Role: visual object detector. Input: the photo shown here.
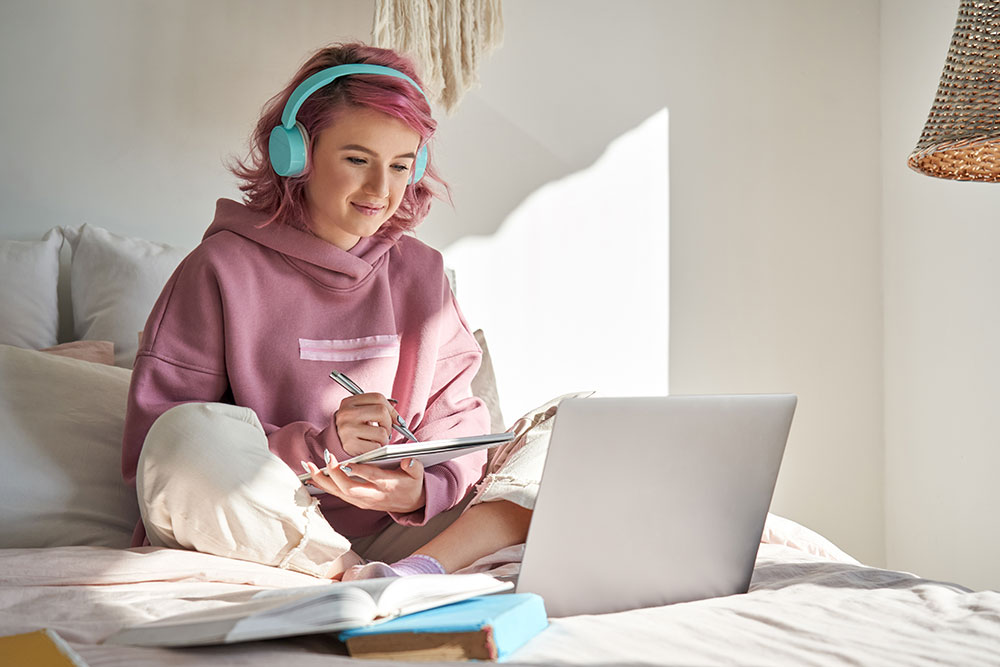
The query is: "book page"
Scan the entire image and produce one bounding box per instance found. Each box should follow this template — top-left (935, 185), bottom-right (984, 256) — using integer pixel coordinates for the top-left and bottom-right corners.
top-left (235, 575), bottom-right (509, 636)
top-left (107, 574), bottom-right (511, 647)
top-left (366, 573), bottom-right (513, 619)
top-left (228, 586), bottom-right (377, 642)
top-left (108, 584), bottom-right (377, 647)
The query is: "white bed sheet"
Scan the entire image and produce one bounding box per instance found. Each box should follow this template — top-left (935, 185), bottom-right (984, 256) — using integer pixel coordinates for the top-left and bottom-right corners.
top-left (1, 518), bottom-right (998, 666)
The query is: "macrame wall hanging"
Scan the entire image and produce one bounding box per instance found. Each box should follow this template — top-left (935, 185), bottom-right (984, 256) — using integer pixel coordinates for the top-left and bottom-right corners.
top-left (371, 0), bottom-right (504, 114)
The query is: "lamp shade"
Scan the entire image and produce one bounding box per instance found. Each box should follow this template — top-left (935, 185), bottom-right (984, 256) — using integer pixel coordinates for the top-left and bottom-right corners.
top-left (908, 0), bottom-right (1000, 181)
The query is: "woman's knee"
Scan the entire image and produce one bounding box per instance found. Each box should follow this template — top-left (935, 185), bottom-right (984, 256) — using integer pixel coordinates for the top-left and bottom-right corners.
top-left (138, 402), bottom-right (264, 495)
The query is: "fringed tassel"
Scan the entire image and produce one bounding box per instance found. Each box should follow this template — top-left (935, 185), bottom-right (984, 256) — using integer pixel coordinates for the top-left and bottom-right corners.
top-left (372, 0), bottom-right (504, 114)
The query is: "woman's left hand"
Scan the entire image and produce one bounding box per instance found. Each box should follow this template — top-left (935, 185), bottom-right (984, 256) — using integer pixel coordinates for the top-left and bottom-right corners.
top-left (303, 455), bottom-right (426, 514)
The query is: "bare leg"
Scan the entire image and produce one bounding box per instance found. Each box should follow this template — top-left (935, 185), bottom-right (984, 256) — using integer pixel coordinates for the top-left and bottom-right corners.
top-left (415, 500), bottom-right (532, 573)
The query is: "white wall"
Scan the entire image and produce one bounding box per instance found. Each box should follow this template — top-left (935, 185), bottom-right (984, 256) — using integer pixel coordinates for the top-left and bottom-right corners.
top-left (432, 0), bottom-right (885, 568)
top-left (442, 110), bottom-right (670, 423)
top-left (882, 0), bottom-right (1000, 592)
top-left (0, 0), bottom-right (373, 247)
top-left (1, 2), bottom-right (888, 569)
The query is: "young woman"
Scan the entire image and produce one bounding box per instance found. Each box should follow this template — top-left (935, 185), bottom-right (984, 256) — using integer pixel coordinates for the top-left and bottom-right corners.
top-left (121, 43), bottom-right (532, 579)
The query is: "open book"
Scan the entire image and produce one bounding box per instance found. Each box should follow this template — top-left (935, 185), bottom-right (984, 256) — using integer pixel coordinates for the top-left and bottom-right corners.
top-left (106, 573), bottom-right (512, 647)
top-left (298, 432), bottom-right (516, 479)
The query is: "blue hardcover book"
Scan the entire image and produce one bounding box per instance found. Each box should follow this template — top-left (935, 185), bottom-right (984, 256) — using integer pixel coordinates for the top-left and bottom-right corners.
top-left (339, 593), bottom-right (548, 662)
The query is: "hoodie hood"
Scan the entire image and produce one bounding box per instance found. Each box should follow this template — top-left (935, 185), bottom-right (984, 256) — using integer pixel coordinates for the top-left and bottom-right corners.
top-left (204, 198), bottom-right (403, 290)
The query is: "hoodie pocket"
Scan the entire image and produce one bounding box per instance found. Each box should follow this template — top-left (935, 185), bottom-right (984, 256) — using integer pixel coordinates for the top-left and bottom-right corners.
top-left (298, 335), bottom-right (401, 362)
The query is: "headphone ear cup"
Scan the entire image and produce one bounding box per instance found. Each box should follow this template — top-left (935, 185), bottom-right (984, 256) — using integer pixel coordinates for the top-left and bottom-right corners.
top-left (410, 144), bottom-right (428, 184)
top-left (269, 123), bottom-right (309, 177)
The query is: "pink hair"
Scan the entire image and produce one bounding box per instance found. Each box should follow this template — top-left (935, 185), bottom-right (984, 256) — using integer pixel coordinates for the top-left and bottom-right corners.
top-left (230, 43), bottom-right (445, 234)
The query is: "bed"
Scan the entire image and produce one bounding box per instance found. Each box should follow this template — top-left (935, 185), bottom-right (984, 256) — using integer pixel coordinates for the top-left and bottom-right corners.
top-left (2, 225), bottom-right (999, 666)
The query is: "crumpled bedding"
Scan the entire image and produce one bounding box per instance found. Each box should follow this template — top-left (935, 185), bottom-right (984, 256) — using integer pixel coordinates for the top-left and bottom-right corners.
top-left (1, 515), bottom-right (997, 666)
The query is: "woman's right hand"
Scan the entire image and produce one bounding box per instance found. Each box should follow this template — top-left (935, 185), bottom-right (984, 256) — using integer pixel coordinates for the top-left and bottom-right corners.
top-left (334, 392), bottom-right (403, 456)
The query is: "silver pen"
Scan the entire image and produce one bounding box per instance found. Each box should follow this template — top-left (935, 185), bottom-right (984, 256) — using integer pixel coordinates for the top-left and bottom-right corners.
top-left (329, 370), bottom-right (419, 443)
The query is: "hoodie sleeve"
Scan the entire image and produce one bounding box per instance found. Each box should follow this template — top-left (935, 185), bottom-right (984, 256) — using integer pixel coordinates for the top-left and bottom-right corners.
top-left (388, 286), bottom-right (492, 526)
top-left (121, 250), bottom-right (348, 492)
top-left (121, 254), bottom-right (226, 490)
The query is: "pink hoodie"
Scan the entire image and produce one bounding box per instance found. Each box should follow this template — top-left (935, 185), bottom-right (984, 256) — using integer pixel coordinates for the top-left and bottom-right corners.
top-left (122, 199), bottom-right (489, 545)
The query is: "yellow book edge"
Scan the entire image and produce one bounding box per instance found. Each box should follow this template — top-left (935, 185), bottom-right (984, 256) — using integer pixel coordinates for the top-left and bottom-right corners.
top-left (0, 629), bottom-right (89, 667)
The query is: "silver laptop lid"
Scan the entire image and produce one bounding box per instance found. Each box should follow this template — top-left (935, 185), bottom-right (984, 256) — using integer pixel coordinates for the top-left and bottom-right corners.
top-left (515, 394), bottom-right (796, 617)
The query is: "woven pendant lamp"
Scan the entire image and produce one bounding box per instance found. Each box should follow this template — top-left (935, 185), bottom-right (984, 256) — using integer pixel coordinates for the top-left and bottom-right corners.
top-left (909, 0), bottom-right (1000, 181)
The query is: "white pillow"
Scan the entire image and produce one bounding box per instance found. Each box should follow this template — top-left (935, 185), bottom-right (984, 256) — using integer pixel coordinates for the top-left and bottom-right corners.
top-left (0, 344), bottom-right (139, 548)
top-left (0, 228), bottom-right (62, 349)
top-left (63, 224), bottom-right (189, 368)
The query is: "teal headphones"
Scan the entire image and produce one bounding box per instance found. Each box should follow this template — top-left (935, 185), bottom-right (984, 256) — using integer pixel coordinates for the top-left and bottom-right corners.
top-left (268, 63), bottom-right (431, 183)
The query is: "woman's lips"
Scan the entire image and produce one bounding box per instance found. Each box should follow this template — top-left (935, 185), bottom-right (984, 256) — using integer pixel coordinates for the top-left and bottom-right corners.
top-left (351, 202), bottom-right (384, 216)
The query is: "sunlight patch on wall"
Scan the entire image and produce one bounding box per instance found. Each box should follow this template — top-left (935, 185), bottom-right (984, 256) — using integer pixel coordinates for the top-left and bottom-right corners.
top-left (444, 108), bottom-right (669, 424)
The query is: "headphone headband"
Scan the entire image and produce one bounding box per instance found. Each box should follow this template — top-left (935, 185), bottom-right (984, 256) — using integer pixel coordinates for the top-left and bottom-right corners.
top-left (269, 63), bottom-right (431, 181)
top-left (280, 64), bottom-right (430, 128)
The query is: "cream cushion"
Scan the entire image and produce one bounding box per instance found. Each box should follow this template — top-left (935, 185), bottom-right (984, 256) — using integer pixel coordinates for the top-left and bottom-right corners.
top-left (471, 329), bottom-right (504, 433)
top-left (40, 340), bottom-right (116, 366)
top-left (63, 224), bottom-right (188, 368)
top-left (0, 229), bottom-right (62, 349)
top-left (0, 344), bottom-right (139, 547)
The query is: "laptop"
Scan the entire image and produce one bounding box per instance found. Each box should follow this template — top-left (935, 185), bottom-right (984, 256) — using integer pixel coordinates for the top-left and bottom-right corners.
top-left (514, 394), bottom-right (796, 617)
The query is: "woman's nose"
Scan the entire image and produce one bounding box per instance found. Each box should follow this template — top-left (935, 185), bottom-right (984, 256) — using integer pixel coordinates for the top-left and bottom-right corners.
top-left (364, 169), bottom-right (390, 198)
